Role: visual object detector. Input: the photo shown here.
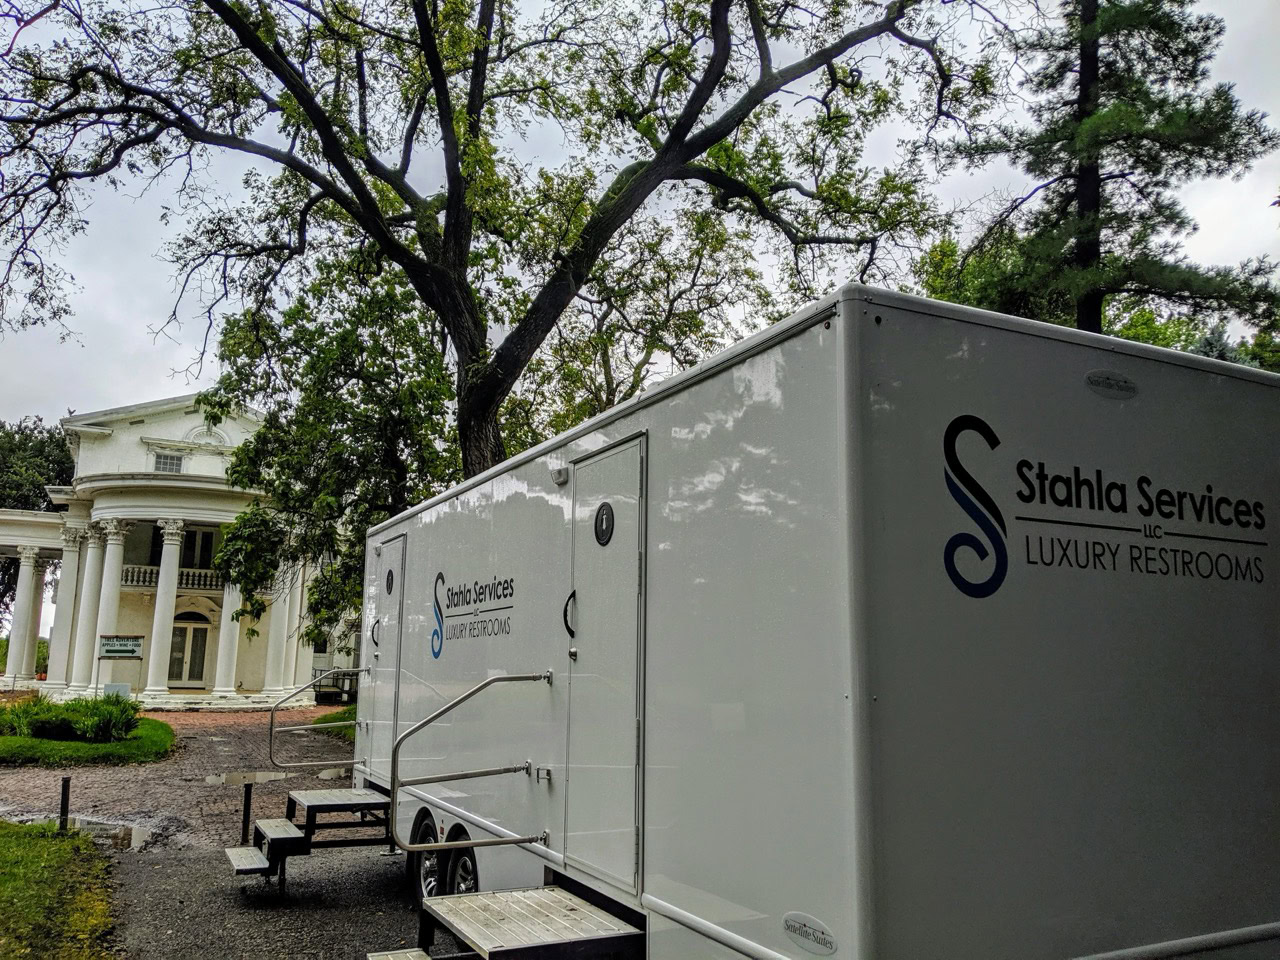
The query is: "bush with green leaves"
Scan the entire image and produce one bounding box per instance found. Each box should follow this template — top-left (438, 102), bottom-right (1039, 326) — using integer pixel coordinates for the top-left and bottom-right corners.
top-left (0, 694), bottom-right (141, 744)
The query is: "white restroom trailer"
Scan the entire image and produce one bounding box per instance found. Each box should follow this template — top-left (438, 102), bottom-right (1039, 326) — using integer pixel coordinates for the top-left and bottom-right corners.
top-left (355, 284), bottom-right (1280, 960)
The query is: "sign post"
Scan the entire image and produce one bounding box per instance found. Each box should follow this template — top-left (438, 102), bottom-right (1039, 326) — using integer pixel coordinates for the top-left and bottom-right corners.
top-left (96, 635), bottom-right (144, 698)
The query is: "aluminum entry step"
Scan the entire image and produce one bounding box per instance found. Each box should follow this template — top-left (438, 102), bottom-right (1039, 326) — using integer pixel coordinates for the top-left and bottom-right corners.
top-left (422, 886), bottom-right (643, 958)
top-left (224, 846), bottom-right (271, 875)
top-left (255, 818), bottom-right (305, 841)
top-left (368, 952), bottom-right (430, 960)
top-left (288, 788), bottom-right (390, 814)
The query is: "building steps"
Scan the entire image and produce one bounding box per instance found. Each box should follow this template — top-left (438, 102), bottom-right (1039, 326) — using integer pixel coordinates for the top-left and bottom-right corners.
top-left (419, 886), bottom-right (643, 959)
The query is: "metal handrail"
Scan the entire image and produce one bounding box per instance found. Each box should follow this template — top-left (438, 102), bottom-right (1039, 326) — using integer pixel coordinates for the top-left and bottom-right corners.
top-left (389, 670), bottom-right (553, 853)
top-left (269, 666), bottom-right (370, 769)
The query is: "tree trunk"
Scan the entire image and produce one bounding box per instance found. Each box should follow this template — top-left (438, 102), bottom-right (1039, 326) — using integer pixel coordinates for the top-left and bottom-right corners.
top-left (458, 399), bottom-right (507, 479)
top-left (1073, 0), bottom-right (1104, 334)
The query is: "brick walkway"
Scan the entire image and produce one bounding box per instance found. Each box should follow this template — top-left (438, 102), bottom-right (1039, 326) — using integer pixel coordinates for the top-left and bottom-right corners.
top-left (0, 707), bottom-right (356, 849)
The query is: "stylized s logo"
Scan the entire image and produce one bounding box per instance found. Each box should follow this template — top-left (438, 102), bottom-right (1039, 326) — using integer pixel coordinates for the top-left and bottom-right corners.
top-left (431, 572), bottom-right (445, 658)
top-left (943, 415), bottom-right (1008, 599)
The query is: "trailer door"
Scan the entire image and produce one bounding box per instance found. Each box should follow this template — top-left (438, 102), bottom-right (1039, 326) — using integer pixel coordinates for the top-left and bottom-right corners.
top-left (366, 533), bottom-right (406, 780)
top-left (565, 438), bottom-right (644, 892)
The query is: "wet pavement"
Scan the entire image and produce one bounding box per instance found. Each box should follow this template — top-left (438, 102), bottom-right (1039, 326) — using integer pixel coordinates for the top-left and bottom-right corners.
top-left (0, 709), bottom-right (456, 958)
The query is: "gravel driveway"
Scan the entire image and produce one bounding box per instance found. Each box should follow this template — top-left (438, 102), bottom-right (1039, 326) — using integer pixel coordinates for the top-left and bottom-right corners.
top-left (0, 708), bottom-right (459, 958)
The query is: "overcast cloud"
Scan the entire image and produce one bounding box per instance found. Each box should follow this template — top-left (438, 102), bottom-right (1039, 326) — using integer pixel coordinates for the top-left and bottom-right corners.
top-left (1, 0), bottom-right (1277, 425)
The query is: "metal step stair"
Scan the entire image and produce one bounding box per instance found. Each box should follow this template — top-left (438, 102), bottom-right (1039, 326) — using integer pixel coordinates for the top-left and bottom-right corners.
top-left (368, 952), bottom-right (431, 960)
top-left (254, 817), bottom-right (309, 857)
top-left (286, 787), bottom-right (390, 817)
top-left (224, 786), bottom-right (394, 890)
top-left (419, 886), bottom-right (643, 959)
top-left (223, 845), bottom-right (271, 875)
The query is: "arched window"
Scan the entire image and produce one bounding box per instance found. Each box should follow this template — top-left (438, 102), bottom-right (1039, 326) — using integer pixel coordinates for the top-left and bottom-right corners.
top-left (173, 611), bottom-right (211, 623)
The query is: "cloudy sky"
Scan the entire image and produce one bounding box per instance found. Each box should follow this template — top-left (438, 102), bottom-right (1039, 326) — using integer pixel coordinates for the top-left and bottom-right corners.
top-left (1, 0), bottom-right (1277, 425)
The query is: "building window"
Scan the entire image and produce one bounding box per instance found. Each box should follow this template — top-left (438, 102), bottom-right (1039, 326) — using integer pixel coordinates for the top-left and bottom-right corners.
top-left (149, 526), bottom-right (215, 569)
top-left (181, 529), bottom-right (216, 569)
top-left (154, 453), bottom-right (184, 474)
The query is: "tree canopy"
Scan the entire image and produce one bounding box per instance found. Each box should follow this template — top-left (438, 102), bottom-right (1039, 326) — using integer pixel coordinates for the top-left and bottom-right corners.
top-left (2, 0), bottom-right (1000, 477)
top-left (0, 417), bottom-right (74, 621)
top-left (199, 249), bottom-right (458, 643)
top-left (958, 0), bottom-right (1278, 333)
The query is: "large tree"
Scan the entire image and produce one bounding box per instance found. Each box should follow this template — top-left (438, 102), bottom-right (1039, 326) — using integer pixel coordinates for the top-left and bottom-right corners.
top-left (3, 0), bottom-right (996, 476)
top-left (202, 202), bottom-right (769, 640)
top-left (0, 417), bottom-right (74, 621)
top-left (960, 0), bottom-right (1278, 334)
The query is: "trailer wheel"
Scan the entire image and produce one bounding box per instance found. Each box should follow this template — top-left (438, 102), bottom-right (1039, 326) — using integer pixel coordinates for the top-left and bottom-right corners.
top-left (406, 815), bottom-right (440, 904)
top-left (446, 833), bottom-right (478, 895)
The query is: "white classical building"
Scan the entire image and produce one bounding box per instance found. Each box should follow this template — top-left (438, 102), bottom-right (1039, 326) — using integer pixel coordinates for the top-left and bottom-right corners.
top-left (0, 394), bottom-right (344, 708)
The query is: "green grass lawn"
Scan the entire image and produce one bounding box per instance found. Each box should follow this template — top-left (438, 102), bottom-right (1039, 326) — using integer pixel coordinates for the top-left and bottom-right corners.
top-left (0, 717), bottom-right (175, 767)
top-left (0, 821), bottom-right (113, 958)
top-left (312, 703), bottom-right (356, 742)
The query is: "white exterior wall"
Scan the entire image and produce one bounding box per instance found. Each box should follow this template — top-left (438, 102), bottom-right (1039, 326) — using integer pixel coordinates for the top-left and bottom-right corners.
top-left (71, 404), bottom-right (256, 478)
top-left (851, 293), bottom-right (1280, 959)
top-left (360, 305), bottom-right (860, 958)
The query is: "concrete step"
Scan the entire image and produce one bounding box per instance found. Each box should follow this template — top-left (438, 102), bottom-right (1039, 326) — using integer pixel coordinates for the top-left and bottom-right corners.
top-left (224, 846), bottom-right (271, 875)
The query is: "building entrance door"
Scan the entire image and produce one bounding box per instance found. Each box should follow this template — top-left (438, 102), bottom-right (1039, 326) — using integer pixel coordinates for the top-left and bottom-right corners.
top-left (168, 612), bottom-right (211, 687)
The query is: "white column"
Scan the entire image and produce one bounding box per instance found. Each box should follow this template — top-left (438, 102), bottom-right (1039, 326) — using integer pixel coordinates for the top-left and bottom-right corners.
top-left (5, 546), bottom-right (39, 688)
top-left (93, 518), bottom-right (130, 687)
top-left (290, 570), bottom-right (313, 689)
top-left (212, 581), bottom-right (243, 696)
top-left (283, 567), bottom-right (304, 689)
top-left (68, 528), bottom-right (106, 694)
top-left (142, 520), bottom-right (184, 696)
top-left (43, 528), bottom-right (84, 692)
top-left (18, 559), bottom-right (46, 681)
top-left (259, 572), bottom-right (291, 697)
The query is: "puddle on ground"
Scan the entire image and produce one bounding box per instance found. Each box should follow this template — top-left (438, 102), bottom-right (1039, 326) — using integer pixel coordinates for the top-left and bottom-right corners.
top-left (316, 767), bottom-right (352, 780)
top-left (44, 818), bottom-right (153, 850)
top-left (204, 770), bottom-right (296, 785)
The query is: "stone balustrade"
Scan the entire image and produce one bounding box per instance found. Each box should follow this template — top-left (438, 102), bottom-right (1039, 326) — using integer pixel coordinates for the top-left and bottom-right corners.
top-left (121, 564), bottom-right (224, 591)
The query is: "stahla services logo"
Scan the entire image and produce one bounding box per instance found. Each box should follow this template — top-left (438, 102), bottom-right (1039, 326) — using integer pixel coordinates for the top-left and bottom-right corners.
top-left (943, 414), bottom-right (1009, 599)
top-left (430, 570), bottom-right (517, 658)
top-left (942, 413), bottom-right (1267, 599)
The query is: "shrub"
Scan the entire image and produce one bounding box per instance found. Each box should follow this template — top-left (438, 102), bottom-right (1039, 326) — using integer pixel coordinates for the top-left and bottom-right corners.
top-left (0, 693), bottom-right (141, 744)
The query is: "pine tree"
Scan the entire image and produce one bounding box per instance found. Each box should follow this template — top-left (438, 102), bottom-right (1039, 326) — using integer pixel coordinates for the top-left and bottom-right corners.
top-left (964, 0), bottom-right (1279, 333)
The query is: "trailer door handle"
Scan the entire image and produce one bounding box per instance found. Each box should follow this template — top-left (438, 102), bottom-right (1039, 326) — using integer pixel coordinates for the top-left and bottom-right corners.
top-left (562, 590), bottom-right (575, 639)
top-left (370, 618), bottom-right (380, 647)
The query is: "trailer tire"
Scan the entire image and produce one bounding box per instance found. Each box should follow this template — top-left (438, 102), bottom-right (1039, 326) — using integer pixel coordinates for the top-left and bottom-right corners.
top-left (406, 814), bottom-right (440, 904)
top-left (446, 831), bottom-right (478, 895)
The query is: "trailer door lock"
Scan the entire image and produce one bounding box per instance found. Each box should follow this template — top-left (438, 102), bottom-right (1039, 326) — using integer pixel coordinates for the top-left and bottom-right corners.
top-left (536, 766), bottom-right (553, 784)
top-left (568, 647), bottom-right (578, 661)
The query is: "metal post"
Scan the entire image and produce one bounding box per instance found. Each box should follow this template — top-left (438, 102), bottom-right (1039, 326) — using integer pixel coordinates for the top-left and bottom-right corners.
top-left (241, 782), bottom-right (253, 846)
top-left (58, 776), bottom-right (71, 832)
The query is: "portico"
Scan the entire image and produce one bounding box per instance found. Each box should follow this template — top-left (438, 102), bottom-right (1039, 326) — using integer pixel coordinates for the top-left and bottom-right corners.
top-left (0, 395), bottom-right (343, 709)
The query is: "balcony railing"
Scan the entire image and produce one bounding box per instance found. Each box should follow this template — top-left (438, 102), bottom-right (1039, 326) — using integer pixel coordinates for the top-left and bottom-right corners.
top-left (121, 564), bottom-right (224, 591)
